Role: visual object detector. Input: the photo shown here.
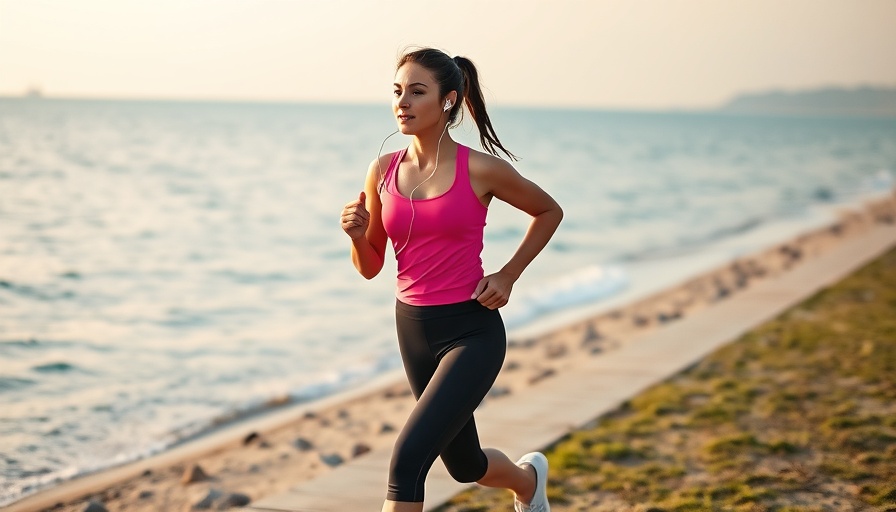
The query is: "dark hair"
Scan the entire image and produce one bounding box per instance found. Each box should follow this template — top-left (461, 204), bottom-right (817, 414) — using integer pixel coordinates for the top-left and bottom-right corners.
top-left (397, 47), bottom-right (517, 161)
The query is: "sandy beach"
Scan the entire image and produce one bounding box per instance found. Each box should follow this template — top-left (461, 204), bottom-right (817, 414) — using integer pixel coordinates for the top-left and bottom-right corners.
top-left (7, 191), bottom-right (895, 512)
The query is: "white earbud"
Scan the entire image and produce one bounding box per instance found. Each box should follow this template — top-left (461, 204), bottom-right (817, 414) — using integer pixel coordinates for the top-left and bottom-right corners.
top-left (443, 99), bottom-right (452, 111)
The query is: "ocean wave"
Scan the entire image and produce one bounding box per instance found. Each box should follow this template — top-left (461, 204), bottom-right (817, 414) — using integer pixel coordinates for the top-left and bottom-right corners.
top-left (31, 362), bottom-right (78, 373)
top-left (0, 376), bottom-right (37, 391)
top-left (502, 265), bottom-right (629, 330)
top-left (0, 338), bottom-right (41, 348)
top-left (0, 279), bottom-right (77, 302)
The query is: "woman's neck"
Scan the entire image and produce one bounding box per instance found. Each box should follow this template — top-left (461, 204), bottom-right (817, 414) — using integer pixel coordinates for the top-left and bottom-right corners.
top-left (409, 124), bottom-right (455, 170)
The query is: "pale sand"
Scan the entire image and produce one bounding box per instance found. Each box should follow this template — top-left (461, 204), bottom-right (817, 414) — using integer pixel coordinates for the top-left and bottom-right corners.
top-left (8, 191), bottom-right (895, 512)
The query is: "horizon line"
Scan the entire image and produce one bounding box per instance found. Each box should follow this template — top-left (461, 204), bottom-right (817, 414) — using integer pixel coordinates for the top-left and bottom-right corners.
top-left (3, 91), bottom-right (895, 119)
top-left (0, 93), bottom-right (724, 113)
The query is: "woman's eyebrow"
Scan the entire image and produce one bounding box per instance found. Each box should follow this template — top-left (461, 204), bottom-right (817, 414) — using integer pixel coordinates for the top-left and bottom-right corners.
top-left (393, 82), bottom-right (429, 88)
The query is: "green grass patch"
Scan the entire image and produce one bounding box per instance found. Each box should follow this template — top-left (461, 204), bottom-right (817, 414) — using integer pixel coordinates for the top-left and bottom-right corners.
top-left (818, 456), bottom-right (873, 481)
top-left (702, 433), bottom-right (763, 458)
top-left (589, 441), bottom-right (642, 460)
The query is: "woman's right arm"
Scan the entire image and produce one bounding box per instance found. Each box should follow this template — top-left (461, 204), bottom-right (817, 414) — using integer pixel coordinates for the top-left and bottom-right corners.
top-left (341, 159), bottom-right (389, 279)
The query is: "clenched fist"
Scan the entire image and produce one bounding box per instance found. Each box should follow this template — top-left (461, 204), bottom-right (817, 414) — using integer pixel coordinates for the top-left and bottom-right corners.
top-left (341, 191), bottom-right (370, 240)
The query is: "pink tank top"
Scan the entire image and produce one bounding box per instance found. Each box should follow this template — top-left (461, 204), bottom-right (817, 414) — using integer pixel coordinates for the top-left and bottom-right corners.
top-left (380, 144), bottom-right (487, 305)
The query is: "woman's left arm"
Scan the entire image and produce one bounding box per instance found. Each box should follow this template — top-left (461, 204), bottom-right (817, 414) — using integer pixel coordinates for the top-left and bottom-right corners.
top-left (471, 157), bottom-right (563, 309)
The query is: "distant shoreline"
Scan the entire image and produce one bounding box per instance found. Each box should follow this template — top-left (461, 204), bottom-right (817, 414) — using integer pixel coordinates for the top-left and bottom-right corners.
top-left (3, 94), bottom-right (896, 119)
top-left (719, 85), bottom-right (896, 118)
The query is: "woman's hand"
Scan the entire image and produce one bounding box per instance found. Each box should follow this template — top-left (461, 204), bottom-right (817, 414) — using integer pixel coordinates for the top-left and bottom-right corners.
top-left (472, 270), bottom-right (517, 310)
top-left (341, 191), bottom-right (369, 240)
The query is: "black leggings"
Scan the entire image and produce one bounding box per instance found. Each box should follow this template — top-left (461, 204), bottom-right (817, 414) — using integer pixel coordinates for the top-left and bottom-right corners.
top-left (387, 299), bottom-right (507, 502)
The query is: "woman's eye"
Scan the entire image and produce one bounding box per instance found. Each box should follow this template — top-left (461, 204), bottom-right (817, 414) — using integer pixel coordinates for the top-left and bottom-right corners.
top-left (393, 90), bottom-right (401, 96)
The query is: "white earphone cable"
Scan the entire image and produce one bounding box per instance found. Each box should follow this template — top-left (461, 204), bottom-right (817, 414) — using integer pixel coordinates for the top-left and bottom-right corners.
top-left (394, 121), bottom-right (450, 256)
top-left (375, 130), bottom-right (399, 195)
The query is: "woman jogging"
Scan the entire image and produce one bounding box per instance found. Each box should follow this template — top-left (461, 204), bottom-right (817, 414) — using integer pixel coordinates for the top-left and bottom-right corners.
top-left (340, 47), bottom-right (563, 512)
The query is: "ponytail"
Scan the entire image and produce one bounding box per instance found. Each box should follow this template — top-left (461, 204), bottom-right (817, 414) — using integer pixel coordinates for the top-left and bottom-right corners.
top-left (452, 56), bottom-right (517, 161)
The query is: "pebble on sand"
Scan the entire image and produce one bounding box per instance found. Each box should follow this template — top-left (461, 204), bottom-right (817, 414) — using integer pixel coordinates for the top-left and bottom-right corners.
top-left (528, 368), bottom-right (556, 385)
top-left (657, 310), bottom-right (682, 323)
top-left (189, 488), bottom-right (251, 509)
top-left (713, 283), bottom-right (731, 301)
top-left (545, 343), bottom-right (567, 359)
top-left (191, 488), bottom-right (223, 510)
top-left (319, 453), bottom-right (345, 467)
top-left (83, 501), bottom-right (108, 512)
top-left (352, 443), bottom-right (372, 457)
top-left (181, 463), bottom-right (210, 484)
top-left (384, 387), bottom-right (413, 399)
top-left (293, 437), bottom-right (314, 451)
top-left (220, 492), bottom-right (251, 508)
top-left (582, 322), bottom-right (602, 345)
top-left (487, 386), bottom-right (511, 398)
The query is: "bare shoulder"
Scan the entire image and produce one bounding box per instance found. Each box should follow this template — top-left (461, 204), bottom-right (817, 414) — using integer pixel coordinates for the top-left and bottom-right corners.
top-left (467, 147), bottom-right (518, 180)
top-left (365, 151), bottom-right (401, 185)
top-left (368, 152), bottom-right (399, 174)
top-left (466, 147), bottom-right (529, 201)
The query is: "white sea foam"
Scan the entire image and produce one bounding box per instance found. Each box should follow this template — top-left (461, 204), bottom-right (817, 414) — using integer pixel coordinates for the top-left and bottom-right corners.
top-left (501, 265), bottom-right (629, 330)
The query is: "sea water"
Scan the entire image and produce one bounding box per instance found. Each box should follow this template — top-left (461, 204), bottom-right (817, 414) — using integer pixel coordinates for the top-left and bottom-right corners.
top-left (1, 98), bottom-right (895, 505)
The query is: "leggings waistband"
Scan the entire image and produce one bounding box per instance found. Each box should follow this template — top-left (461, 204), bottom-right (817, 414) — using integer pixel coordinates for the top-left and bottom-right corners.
top-left (395, 298), bottom-right (490, 320)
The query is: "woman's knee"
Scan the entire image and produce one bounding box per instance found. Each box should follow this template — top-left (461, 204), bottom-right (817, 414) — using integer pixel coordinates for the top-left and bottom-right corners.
top-left (443, 450), bottom-right (488, 483)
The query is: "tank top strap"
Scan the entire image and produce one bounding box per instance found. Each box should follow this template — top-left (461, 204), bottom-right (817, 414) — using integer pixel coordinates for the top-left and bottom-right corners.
top-left (456, 144), bottom-right (470, 180)
top-left (382, 148), bottom-right (407, 193)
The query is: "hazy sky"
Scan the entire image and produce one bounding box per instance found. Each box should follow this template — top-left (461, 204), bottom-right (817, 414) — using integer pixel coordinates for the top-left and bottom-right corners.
top-left (2, 0), bottom-right (894, 109)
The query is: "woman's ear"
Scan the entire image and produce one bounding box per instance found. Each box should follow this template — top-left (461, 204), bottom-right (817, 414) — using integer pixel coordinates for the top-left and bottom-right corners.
top-left (445, 92), bottom-right (458, 111)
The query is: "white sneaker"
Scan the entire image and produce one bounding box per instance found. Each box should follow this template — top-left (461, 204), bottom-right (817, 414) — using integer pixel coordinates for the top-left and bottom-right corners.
top-left (513, 452), bottom-right (550, 512)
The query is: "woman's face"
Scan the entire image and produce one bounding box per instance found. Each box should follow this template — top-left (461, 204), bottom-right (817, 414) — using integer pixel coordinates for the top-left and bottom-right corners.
top-left (393, 62), bottom-right (445, 135)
